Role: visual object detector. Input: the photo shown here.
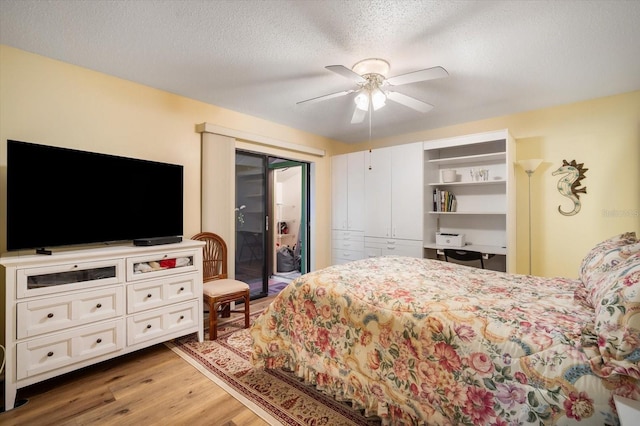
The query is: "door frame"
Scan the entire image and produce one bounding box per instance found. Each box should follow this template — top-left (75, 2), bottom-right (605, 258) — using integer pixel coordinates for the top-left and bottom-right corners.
top-left (269, 159), bottom-right (310, 277)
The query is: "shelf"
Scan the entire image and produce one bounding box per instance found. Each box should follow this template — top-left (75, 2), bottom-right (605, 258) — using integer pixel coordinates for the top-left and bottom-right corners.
top-left (428, 211), bottom-right (506, 215)
top-left (428, 152), bottom-right (506, 166)
top-left (423, 242), bottom-right (507, 256)
top-left (427, 180), bottom-right (506, 187)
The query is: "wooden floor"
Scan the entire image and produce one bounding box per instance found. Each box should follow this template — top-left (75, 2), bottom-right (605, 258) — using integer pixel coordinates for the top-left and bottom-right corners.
top-left (0, 297), bottom-right (276, 426)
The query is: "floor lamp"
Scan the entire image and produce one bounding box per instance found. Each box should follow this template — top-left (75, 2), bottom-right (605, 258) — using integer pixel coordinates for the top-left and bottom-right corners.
top-left (516, 159), bottom-right (543, 275)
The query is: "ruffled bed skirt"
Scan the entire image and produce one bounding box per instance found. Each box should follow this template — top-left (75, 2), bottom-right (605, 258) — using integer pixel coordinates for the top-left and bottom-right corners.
top-left (267, 355), bottom-right (427, 426)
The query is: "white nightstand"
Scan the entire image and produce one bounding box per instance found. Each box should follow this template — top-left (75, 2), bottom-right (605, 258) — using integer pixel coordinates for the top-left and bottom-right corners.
top-left (614, 395), bottom-right (640, 426)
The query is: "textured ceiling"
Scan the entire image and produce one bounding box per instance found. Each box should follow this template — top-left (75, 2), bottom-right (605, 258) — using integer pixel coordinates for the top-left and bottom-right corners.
top-left (1, 0), bottom-right (639, 144)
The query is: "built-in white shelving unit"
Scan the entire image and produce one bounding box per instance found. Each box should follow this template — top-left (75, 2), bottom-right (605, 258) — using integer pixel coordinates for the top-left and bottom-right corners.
top-left (423, 129), bottom-right (515, 272)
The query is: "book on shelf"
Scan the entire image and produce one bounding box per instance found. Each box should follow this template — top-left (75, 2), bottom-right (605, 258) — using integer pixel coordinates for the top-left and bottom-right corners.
top-left (433, 189), bottom-right (457, 212)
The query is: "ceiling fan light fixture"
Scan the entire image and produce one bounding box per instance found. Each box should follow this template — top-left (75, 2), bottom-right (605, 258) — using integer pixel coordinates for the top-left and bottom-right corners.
top-left (352, 58), bottom-right (390, 77)
top-left (354, 92), bottom-right (369, 111)
top-left (298, 59), bottom-right (448, 121)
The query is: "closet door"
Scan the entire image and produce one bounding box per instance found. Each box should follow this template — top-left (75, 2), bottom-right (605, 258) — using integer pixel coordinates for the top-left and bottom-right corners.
top-left (391, 142), bottom-right (423, 240)
top-left (347, 152), bottom-right (365, 231)
top-left (364, 147), bottom-right (392, 238)
top-left (331, 154), bottom-right (349, 230)
top-left (364, 143), bottom-right (423, 241)
top-left (332, 152), bottom-right (365, 231)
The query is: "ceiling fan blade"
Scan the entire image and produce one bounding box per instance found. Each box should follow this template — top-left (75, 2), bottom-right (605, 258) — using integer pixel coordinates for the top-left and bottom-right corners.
top-left (296, 89), bottom-right (354, 105)
top-left (387, 91), bottom-right (434, 113)
top-left (325, 65), bottom-right (366, 83)
top-left (386, 66), bottom-right (448, 86)
top-left (351, 106), bottom-right (367, 124)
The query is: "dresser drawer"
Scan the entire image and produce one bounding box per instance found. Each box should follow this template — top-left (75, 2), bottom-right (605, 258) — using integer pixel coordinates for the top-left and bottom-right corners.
top-left (365, 238), bottom-right (424, 258)
top-left (331, 230), bottom-right (364, 242)
top-left (127, 275), bottom-right (197, 314)
top-left (127, 249), bottom-right (199, 281)
top-left (127, 300), bottom-right (198, 346)
top-left (16, 259), bottom-right (124, 298)
top-left (332, 248), bottom-right (365, 264)
top-left (16, 320), bottom-right (125, 380)
top-left (332, 238), bottom-right (365, 251)
top-left (17, 287), bottom-right (124, 339)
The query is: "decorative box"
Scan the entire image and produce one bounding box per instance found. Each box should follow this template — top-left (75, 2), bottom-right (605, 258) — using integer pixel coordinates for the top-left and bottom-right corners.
top-left (436, 232), bottom-right (465, 247)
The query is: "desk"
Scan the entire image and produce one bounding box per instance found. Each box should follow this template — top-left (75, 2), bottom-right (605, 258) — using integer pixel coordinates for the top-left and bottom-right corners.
top-left (424, 245), bottom-right (507, 272)
top-left (423, 242), bottom-right (506, 256)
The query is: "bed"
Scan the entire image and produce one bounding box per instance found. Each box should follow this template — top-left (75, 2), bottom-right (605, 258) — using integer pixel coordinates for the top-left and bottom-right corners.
top-left (250, 233), bottom-right (640, 425)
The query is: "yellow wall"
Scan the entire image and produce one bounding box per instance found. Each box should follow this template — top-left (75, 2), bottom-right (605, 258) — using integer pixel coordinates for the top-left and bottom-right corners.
top-left (2, 45), bottom-right (638, 278)
top-left (0, 45), bottom-right (341, 267)
top-left (353, 91), bottom-right (640, 278)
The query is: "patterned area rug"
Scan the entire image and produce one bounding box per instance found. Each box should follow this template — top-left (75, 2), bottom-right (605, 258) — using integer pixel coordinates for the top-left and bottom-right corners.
top-left (166, 309), bottom-right (381, 426)
top-left (268, 281), bottom-right (289, 295)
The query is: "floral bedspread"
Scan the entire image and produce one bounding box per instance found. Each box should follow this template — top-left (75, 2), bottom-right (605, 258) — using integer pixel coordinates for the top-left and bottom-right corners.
top-left (250, 256), bottom-right (640, 425)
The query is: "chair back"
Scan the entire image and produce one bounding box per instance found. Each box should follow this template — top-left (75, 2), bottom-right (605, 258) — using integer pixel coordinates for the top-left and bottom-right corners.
top-left (444, 249), bottom-right (484, 269)
top-left (192, 232), bottom-right (228, 282)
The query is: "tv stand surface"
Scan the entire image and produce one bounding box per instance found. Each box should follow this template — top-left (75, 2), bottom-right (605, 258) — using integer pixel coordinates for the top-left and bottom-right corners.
top-left (0, 240), bottom-right (205, 411)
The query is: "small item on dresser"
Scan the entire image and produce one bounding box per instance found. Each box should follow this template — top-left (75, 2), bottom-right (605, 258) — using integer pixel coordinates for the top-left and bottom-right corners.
top-left (436, 232), bottom-right (465, 247)
top-left (134, 262), bottom-right (154, 273)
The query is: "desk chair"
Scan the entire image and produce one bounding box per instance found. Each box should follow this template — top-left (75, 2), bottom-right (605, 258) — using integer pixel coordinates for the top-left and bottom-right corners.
top-left (443, 249), bottom-right (485, 269)
top-left (192, 232), bottom-right (250, 340)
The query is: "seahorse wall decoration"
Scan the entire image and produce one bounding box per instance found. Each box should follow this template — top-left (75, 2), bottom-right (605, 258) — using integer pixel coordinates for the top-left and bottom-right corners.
top-left (552, 159), bottom-right (588, 216)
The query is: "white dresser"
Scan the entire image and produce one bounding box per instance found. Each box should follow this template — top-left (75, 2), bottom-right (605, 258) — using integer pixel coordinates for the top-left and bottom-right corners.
top-left (1, 240), bottom-right (204, 410)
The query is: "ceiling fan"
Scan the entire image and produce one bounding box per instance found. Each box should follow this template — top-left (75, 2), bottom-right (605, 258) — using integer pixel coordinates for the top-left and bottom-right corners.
top-left (297, 58), bottom-right (448, 124)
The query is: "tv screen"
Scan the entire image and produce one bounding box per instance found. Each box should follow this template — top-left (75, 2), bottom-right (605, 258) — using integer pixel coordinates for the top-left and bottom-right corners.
top-left (7, 140), bottom-right (184, 251)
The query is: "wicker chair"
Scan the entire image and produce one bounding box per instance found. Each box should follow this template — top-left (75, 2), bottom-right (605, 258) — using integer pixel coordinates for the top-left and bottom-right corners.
top-left (192, 232), bottom-right (250, 340)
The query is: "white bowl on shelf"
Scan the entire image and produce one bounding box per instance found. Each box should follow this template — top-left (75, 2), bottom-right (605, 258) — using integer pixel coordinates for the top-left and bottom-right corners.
top-left (441, 169), bottom-right (457, 183)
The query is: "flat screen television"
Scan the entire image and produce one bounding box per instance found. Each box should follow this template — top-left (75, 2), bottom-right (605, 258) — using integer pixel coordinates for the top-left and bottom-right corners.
top-left (7, 140), bottom-right (184, 252)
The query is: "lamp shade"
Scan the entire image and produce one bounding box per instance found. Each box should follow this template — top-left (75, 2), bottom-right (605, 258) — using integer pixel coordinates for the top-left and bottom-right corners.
top-left (371, 88), bottom-right (386, 110)
top-left (354, 92), bottom-right (369, 111)
top-left (516, 159), bottom-right (543, 173)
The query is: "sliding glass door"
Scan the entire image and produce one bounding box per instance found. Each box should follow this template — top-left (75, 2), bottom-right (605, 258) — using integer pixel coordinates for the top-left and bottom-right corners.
top-left (235, 151), bottom-right (310, 299)
top-left (235, 152), bottom-right (267, 297)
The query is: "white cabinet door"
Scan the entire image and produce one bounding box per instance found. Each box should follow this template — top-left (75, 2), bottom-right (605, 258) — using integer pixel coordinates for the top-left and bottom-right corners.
top-left (392, 142), bottom-right (423, 240)
top-left (364, 147), bottom-right (392, 238)
top-left (365, 144), bottom-right (422, 240)
top-left (347, 151), bottom-right (365, 231)
top-left (332, 152), bottom-right (365, 231)
top-left (331, 154), bottom-right (348, 230)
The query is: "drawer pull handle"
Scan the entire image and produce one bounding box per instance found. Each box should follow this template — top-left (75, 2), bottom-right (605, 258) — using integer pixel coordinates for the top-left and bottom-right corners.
top-left (96, 338), bottom-right (102, 344)
top-left (96, 303), bottom-right (102, 308)
top-left (47, 313), bottom-right (54, 318)
top-left (47, 351), bottom-right (54, 357)
top-left (147, 294), bottom-right (152, 298)
top-left (179, 287), bottom-right (184, 292)
top-left (179, 315), bottom-right (184, 320)
top-left (146, 324), bottom-right (152, 329)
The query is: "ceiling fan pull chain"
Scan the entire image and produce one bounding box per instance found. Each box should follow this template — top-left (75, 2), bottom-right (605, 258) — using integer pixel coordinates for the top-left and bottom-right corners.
top-left (368, 100), bottom-right (373, 170)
